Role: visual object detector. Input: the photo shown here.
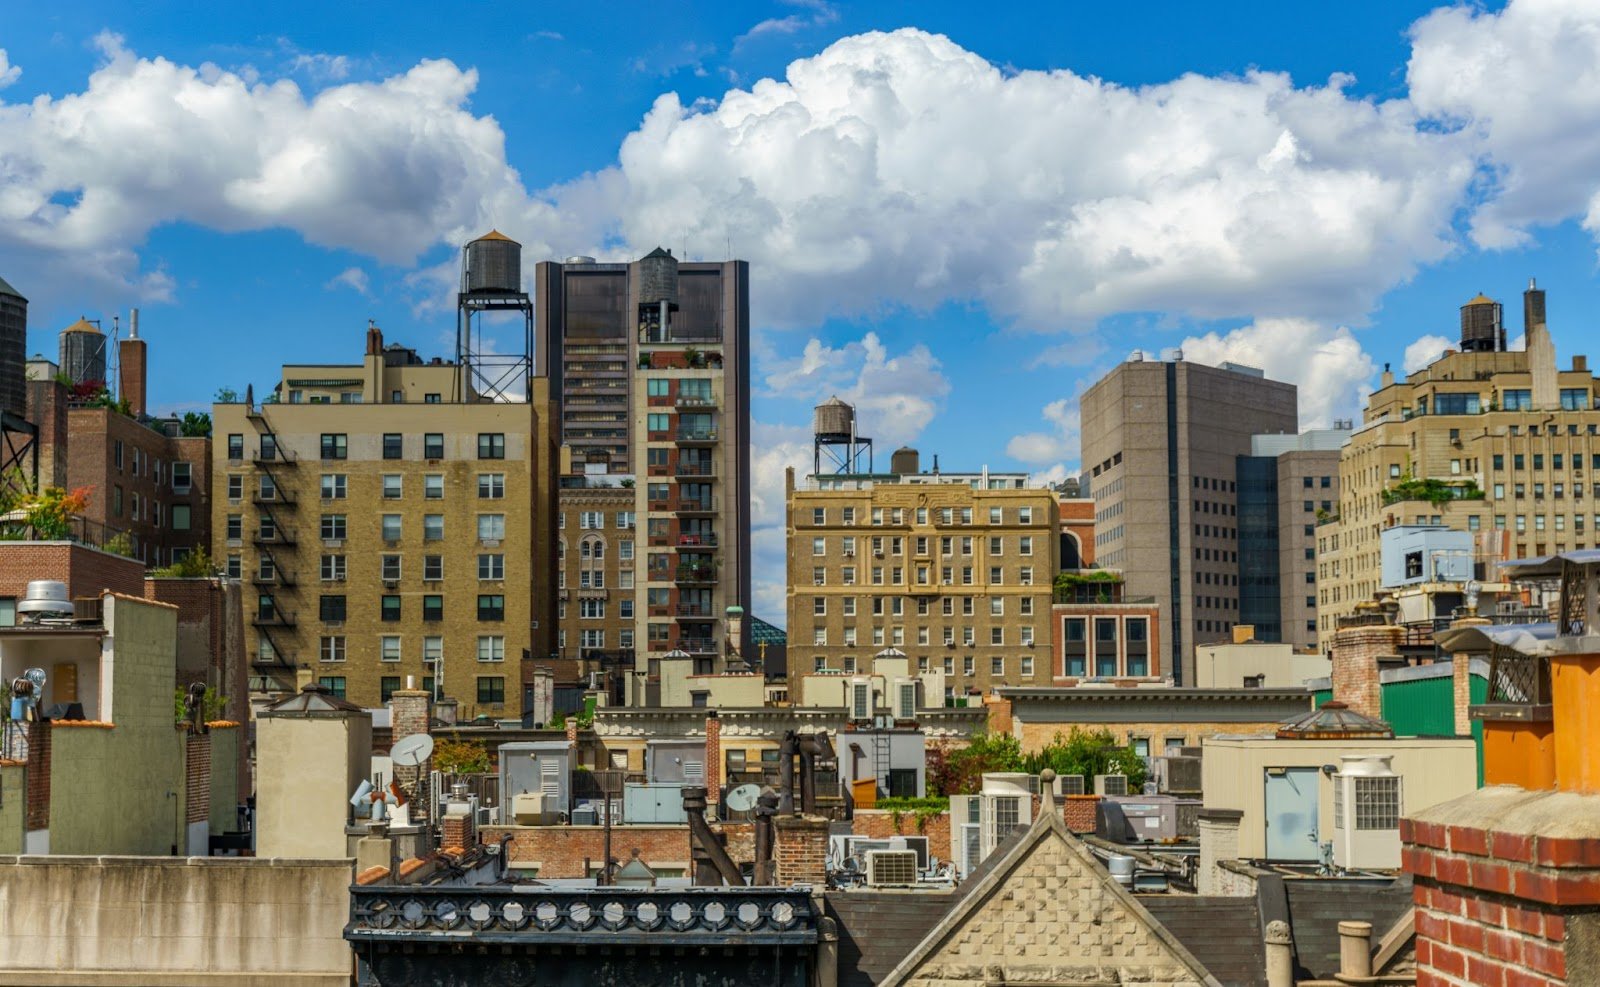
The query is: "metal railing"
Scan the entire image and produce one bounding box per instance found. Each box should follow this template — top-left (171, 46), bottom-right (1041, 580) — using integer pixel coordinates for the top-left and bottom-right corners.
top-left (675, 428), bottom-right (718, 442)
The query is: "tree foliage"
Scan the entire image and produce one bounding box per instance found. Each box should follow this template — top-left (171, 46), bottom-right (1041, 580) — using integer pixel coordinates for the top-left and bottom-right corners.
top-left (433, 738), bottom-right (489, 774)
top-left (154, 546), bottom-right (215, 578)
top-left (927, 731), bottom-right (1023, 796)
top-left (179, 412), bottom-right (212, 437)
top-left (1021, 728), bottom-right (1148, 790)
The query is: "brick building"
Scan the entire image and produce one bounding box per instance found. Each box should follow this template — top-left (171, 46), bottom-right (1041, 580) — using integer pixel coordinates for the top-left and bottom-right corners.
top-left (556, 480), bottom-right (635, 695)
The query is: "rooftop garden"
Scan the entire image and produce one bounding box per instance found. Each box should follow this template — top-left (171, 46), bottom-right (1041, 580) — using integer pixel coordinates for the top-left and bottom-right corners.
top-left (1381, 473), bottom-right (1485, 508)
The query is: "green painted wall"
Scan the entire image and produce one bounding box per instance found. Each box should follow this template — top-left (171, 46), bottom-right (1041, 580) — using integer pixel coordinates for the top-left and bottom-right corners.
top-left (210, 727), bottom-right (240, 836)
top-left (1314, 673), bottom-right (1487, 785)
top-left (0, 763), bottom-right (23, 855)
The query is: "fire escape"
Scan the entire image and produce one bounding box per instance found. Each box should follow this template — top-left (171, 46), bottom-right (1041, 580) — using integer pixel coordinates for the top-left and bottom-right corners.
top-left (248, 403), bottom-right (298, 688)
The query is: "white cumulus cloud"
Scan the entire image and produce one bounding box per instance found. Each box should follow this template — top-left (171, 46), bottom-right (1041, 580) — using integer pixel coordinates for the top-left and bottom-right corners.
top-left (1403, 333), bottom-right (1454, 374)
top-left (0, 50), bottom-right (20, 89)
top-left (1006, 398), bottom-right (1081, 467)
top-left (324, 266), bottom-right (370, 295)
top-left (1178, 319), bottom-right (1376, 428)
top-left (763, 331), bottom-right (951, 447)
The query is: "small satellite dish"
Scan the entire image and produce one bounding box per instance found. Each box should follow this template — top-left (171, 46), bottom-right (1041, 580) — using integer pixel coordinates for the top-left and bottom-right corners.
top-left (391, 733), bottom-right (434, 767)
top-left (725, 783), bottom-right (761, 813)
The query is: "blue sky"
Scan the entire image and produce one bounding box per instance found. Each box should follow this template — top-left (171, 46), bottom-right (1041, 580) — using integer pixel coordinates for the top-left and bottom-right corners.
top-left (11, 0), bottom-right (1600, 618)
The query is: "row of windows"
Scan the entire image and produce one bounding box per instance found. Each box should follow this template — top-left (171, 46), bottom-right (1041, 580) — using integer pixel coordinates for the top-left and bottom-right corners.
top-left (809, 565), bottom-right (1039, 587)
top-left (806, 505), bottom-right (1041, 526)
top-left (810, 595), bottom-right (1036, 617)
top-left (226, 432), bottom-right (506, 461)
top-left (111, 442), bottom-right (193, 492)
top-left (558, 629), bottom-right (627, 650)
top-left (813, 654), bottom-right (1042, 679)
top-left (316, 634), bottom-right (507, 663)
top-left (811, 625), bottom-right (1038, 647)
top-left (1491, 452), bottom-right (1600, 471)
top-left (810, 535), bottom-right (1037, 556)
top-left (108, 486), bottom-right (192, 530)
top-left (566, 511), bottom-right (635, 529)
top-left (558, 599), bottom-right (634, 620)
top-left (225, 514), bottom-right (507, 541)
top-left (259, 594), bottom-right (506, 623)
top-left (230, 472), bottom-right (506, 501)
top-left (1492, 482), bottom-right (1600, 500)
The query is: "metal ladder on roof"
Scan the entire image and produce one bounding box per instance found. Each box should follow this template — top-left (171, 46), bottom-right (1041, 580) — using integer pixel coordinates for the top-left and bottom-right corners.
top-left (872, 733), bottom-right (891, 795)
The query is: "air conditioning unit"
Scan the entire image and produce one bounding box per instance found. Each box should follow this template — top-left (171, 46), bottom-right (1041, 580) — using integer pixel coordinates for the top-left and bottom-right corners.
top-left (1056, 774), bottom-right (1086, 796)
top-left (1332, 755), bottom-right (1403, 871)
top-left (383, 580), bottom-right (399, 589)
top-left (511, 792), bottom-right (551, 825)
top-left (893, 678), bottom-right (917, 720)
top-left (1095, 774), bottom-right (1129, 796)
top-left (849, 678), bottom-right (871, 721)
top-left (829, 834), bottom-right (931, 871)
top-left (956, 823), bottom-right (982, 878)
top-left (865, 849), bottom-right (919, 887)
top-left (1165, 756), bottom-right (1202, 795)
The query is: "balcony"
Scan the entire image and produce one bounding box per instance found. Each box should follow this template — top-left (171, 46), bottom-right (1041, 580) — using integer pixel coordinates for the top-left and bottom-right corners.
top-left (675, 498), bottom-right (717, 515)
top-left (252, 491), bottom-right (296, 508)
top-left (251, 573), bottom-right (297, 589)
top-left (677, 532), bottom-right (717, 548)
top-left (675, 394), bottom-right (717, 410)
top-left (675, 427), bottom-right (718, 444)
top-left (675, 461), bottom-right (716, 478)
top-left (678, 636), bottom-right (718, 654)
top-left (675, 564), bottom-right (718, 585)
top-left (251, 448), bottom-right (297, 468)
top-left (675, 603), bottom-right (716, 619)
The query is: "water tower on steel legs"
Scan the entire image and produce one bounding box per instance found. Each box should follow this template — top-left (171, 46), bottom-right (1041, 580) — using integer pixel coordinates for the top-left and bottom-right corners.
top-left (456, 230), bottom-right (534, 403)
top-left (813, 395), bottom-right (872, 476)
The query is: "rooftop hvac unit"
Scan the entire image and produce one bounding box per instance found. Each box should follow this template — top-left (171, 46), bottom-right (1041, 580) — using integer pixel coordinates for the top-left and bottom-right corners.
top-left (865, 849), bottom-right (920, 887)
top-left (1056, 774), bottom-right (1086, 796)
top-left (850, 678), bottom-right (871, 721)
top-left (510, 792), bottom-right (551, 825)
top-left (829, 835), bottom-right (931, 870)
top-left (571, 805), bottom-right (599, 826)
top-left (957, 823), bottom-right (981, 879)
top-left (980, 772), bottom-right (1033, 798)
top-left (1095, 774), bottom-right (1129, 796)
top-left (893, 678), bottom-right (917, 720)
top-left (979, 785), bottom-right (1033, 858)
top-left (1332, 755), bottom-right (1403, 871)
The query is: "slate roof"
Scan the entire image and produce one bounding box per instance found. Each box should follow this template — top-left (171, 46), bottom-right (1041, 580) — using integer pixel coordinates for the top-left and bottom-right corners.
top-left (1142, 896), bottom-right (1267, 987)
top-left (1285, 876), bottom-right (1414, 981)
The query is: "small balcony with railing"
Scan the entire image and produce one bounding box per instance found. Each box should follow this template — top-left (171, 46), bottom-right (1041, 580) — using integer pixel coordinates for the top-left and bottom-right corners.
top-left (674, 562), bottom-right (718, 586)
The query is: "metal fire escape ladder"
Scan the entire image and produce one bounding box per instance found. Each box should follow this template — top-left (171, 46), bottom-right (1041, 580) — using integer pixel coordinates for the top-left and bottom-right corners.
top-left (246, 402), bottom-right (298, 671)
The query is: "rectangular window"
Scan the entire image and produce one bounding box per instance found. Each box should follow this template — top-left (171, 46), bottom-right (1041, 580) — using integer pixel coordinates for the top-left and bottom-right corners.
top-left (227, 475), bottom-right (243, 501)
top-left (478, 554), bottom-right (504, 579)
top-left (318, 677), bottom-right (346, 699)
top-left (382, 434), bottom-right (403, 459)
top-left (424, 514), bottom-right (444, 541)
top-left (478, 473), bottom-right (505, 498)
top-left (227, 434), bottom-right (243, 460)
top-left (320, 595), bottom-right (347, 622)
top-left (424, 555), bottom-right (444, 580)
top-left (422, 595), bottom-right (443, 621)
top-left (380, 636), bottom-right (401, 662)
top-left (382, 474), bottom-right (402, 499)
top-left (423, 636), bottom-right (443, 665)
top-left (424, 474), bottom-right (444, 499)
top-left (171, 504), bottom-right (191, 531)
top-left (477, 433), bottom-right (506, 459)
top-left (320, 514), bottom-right (347, 540)
top-left (381, 554), bottom-right (402, 580)
top-left (321, 474), bottom-right (347, 499)
top-left (321, 554), bottom-right (346, 581)
top-left (381, 514), bottom-right (402, 541)
top-left (476, 677), bottom-right (506, 704)
top-left (478, 594), bottom-right (505, 621)
top-left (171, 461), bottom-right (192, 492)
top-left (380, 595), bottom-right (401, 621)
top-left (424, 433), bottom-right (444, 459)
top-left (478, 514), bottom-right (506, 540)
top-left (320, 433), bottom-right (347, 460)
top-left (477, 636), bottom-right (505, 662)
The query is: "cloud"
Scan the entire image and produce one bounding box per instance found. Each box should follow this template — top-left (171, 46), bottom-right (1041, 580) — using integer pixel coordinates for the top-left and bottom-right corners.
top-left (747, 421), bottom-right (814, 624)
top-left (1178, 318), bottom-right (1376, 428)
top-left (762, 331), bottom-right (951, 446)
top-left (532, 30), bottom-right (565, 42)
top-left (288, 51), bottom-right (352, 83)
top-left (1006, 398), bottom-right (1081, 466)
top-left (324, 266), bottom-right (370, 295)
top-left (0, 49), bottom-right (20, 89)
top-left (734, 1), bottom-right (840, 53)
top-left (1403, 333), bottom-right (1453, 374)
top-left (1408, 0), bottom-right (1600, 249)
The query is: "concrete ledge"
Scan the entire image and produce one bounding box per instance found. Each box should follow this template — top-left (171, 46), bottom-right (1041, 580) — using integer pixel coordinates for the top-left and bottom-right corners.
top-left (0, 973), bottom-right (349, 986)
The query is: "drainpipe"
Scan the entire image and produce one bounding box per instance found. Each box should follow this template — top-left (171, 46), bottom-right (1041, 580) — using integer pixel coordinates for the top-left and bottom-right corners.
top-left (682, 787), bottom-right (744, 886)
top-left (1264, 919), bottom-right (1294, 987)
top-left (1338, 921), bottom-right (1373, 980)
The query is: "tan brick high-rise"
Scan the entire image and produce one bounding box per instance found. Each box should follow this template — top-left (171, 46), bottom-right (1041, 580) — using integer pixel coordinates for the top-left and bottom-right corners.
top-left (211, 326), bottom-right (558, 713)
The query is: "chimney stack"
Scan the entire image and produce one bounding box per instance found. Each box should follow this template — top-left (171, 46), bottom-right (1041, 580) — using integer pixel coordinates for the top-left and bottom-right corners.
top-left (1525, 278), bottom-right (1559, 410)
top-left (118, 308), bottom-right (147, 417)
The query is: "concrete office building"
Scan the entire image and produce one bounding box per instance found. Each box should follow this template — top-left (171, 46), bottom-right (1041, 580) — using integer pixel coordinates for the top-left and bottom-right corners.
top-left (784, 453), bottom-right (1058, 702)
top-left (536, 250), bottom-right (752, 700)
top-left (1236, 427), bottom-right (1347, 650)
top-left (1317, 281), bottom-right (1600, 648)
top-left (211, 324), bottom-right (558, 713)
top-left (1080, 356), bottom-right (1298, 683)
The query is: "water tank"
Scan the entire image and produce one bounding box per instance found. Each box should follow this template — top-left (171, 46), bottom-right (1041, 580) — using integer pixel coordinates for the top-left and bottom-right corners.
top-left (464, 230), bottom-right (522, 294)
top-left (1107, 855), bottom-right (1135, 887)
top-left (0, 275), bottom-right (25, 419)
top-left (814, 396), bottom-right (854, 438)
top-left (1459, 293), bottom-right (1502, 353)
top-left (637, 247), bottom-right (679, 306)
top-left (59, 317), bottom-right (106, 386)
top-left (564, 255), bottom-right (598, 266)
top-left (890, 446), bottom-right (920, 475)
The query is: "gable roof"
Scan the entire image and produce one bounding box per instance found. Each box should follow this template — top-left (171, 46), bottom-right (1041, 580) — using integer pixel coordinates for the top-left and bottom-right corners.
top-left (878, 800), bottom-right (1222, 987)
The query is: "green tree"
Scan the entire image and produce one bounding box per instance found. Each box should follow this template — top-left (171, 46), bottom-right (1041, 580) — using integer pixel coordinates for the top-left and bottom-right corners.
top-left (154, 547), bottom-right (214, 578)
top-left (214, 387), bottom-right (240, 403)
top-left (928, 731), bottom-right (1024, 797)
top-left (179, 412), bottom-right (212, 437)
top-left (1021, 727), bottom-right (1148, 790)
top-left (433, 738), bottom-right (489, 774)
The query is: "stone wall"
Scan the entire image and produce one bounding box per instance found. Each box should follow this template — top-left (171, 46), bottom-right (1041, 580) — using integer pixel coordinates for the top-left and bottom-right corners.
top-left (0, 855), bottom-right (352, 985)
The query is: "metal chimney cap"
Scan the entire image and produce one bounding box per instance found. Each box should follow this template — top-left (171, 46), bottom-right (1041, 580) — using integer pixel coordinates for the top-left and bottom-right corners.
top-left (17, 580), bottom-right (73, 614)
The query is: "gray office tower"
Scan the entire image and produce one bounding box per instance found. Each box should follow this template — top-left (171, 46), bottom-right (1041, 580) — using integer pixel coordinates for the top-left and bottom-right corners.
top-left (1080, 355), bottom-right (1298, 684)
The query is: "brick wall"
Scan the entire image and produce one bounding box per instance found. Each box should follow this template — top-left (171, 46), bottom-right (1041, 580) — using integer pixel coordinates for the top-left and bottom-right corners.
top-left (983, 695), bottom-right (1013, 736)
top-left (1330, 624), bottom-right (1401, 720)
top-left (483, 825), bottom-right (692, 878)
top-left (705, 714), bottom-right (722, 795)
top-left (441, 814), bottom-right (472, 852)
top-left (1403, 791), bottom-right (1600, 987)
top-left (854, 808), bottom-right (953, 851)
top-left (0, 542), bottom-right (144, 603)
top-left (185, 733), bottom-right (211, 825)
top-left (1061, 794), bottom-right (1099, 833)
top-left (24, 721), bottom-right (50, 831)
top-left (775, 815), bottom-right (830, 886)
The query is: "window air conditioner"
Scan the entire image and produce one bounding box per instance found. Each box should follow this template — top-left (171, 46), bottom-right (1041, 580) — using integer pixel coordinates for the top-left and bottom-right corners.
top-left (1094, 774), bottom-right (1129, 796)
top-left (864, 849), bottom-right (920, 887)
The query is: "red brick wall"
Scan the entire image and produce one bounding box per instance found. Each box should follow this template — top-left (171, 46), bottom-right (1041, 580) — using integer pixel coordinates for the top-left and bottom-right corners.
top-left (1059, 497), bottom-right (1096, 567)
top-left (1062, 795), bottom-right (1100, 833)
top-left (24, 379), bottom-right (70, 489)
top-left (483, 825), bottom-right (692, 878)
top-left (1403, 815), bottom-right (1598, 986)
top-left (24, 721), bottom-right (50, 831)
top-left (775, 815), bottom-right (830, 886)
top-left (1050, 601), bottom-right (1164, 681)
top-left (1330, 624), bottom-right (1401, 720)
top-left (185, 733), bottom-right (210, 825)
top-left (705, 715), bottom-right (722, 795)
top-left (0, 542), bottom-right (144, 602)
top-left (118, 338), bottom-right (147, 418)
top-left (853, 809), bottom-right (953, 852)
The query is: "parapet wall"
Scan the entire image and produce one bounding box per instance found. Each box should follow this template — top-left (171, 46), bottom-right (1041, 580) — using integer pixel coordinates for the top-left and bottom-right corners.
top-left (0, 855), bottom-right (353, 986)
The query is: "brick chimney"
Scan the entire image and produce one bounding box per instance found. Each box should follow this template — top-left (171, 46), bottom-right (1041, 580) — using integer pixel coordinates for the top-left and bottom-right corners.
top-left (704, 713), bottom-right (722, 795)
top-left (774, 815), bottom-right (830, 887)
top-left (1329, 623), bottom-right (1400, 721)
top-left (118, 309), bottom-right (147, 417)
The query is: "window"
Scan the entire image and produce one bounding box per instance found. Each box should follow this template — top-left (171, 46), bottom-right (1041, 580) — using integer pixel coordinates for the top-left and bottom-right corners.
top-left (990, 597), bottom-right (1005, 616)
top-left (478, 433), bottom-right (506, 459)
top-left (579, 598), bottom-right (606, 619)
top-left (990, 627), bottom-right (1004, 645)
top-left (647, 413), bottom-right (671, 432)
top-left (423, 595), bottom-right (443, 621)
top-left (424, 555), bottom-right (444, 580)
top-left (478, 514), bottom-right (506, 540)
top-left (227, 434), bottom-right (243, 460)
top-left (424, 474), bottom-right (444, 499)
top-left (478, 554), bottom-right (504, 579)
top-left (1018, 506), bottom-right (1033, 524)
top-left (381, 514), bottom-right (402, 541)
top-left (380, 636), bottom-right (401, 662)
top-left (171, 504), bottom-right (192, 531)
top-left (812, 507), bottom-right (826, 525)
top-left (478, 473), bottom-right (504, 499)
top-left (320, 433), bottom-right (347, 460)
top-left (424, 515), bottom-right (444, 541)
top-left (812, 537), bottom-right (826, 556)
top-left (381, 554), bottom-right (402, 580)
top-left (477, 677), bottom-right (506, 704)
top-left (991, 656), bottom-right (1005, 676)
top-left (478, 595), bottom-right (505, 621)
top-left (382, 474), bottom-right (403, 499)
top-left (321, 554), bottom-right (346, 581)
top-left (380, 596), bottom-right (401, 621)
top-left (424, 433), bottom-right (444, 459)
top-left (321, 514), bottom-right (347, 540)
top-left (172, 462), bottom-right (192, 493)
top-left (380, 677), bottom-right (402, 703)
top-left (382, 434), bottom-right (403, 459)
top-left (321, 474), bottom-right (347, 499)
top-left (423, 636), bottom-right (443, 665)
top-left (477, 636), bottom-right (505, 662)
top-left (318, 677), bottom-right (346, 699)
top-left (226, 475), bottom-right (243, 501)
top-left (320, 595), bottom-right (347, 622)
top-left (1019, 536), bottom-right (1033, 556)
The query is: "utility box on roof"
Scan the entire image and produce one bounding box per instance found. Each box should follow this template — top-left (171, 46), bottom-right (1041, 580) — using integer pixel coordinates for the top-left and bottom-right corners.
top-left (499, 741), bottom-right (571, 823)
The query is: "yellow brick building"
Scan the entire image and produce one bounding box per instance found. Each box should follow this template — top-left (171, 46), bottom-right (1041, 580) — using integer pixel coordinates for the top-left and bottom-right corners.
top-left (784, 460), bottom-right (1058, 701)
top-left (212, 326), bottom-right (557, 714)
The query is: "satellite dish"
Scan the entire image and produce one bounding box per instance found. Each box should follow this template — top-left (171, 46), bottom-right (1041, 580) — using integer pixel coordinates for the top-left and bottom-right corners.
top-left (24, 668), bottom-right (46, 692)
top-left (391, 733), bottom-right (434, 767)
top-left (725, 783), bottom-right (761, 813)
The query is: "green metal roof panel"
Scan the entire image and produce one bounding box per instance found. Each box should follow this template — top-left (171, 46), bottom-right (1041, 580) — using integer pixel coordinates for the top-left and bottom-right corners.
top-left (749, 614), bottom-right (786, 645)
top-left (0, 274), bottom-right (24, 300)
